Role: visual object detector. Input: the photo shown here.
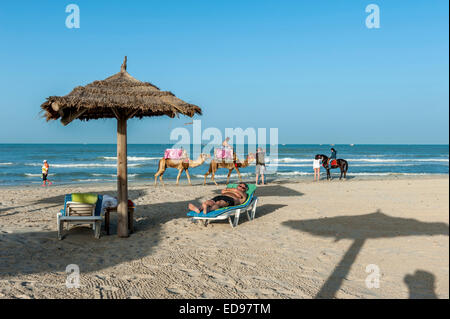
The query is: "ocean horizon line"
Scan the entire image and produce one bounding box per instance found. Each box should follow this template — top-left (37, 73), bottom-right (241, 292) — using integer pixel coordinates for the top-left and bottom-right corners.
top-left (0, 143), bottom-right (448, 146)
top-left (0, 139), bottom-right (448, 186)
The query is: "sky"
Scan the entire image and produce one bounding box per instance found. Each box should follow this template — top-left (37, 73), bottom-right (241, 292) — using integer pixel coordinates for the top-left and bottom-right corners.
top-left (0, 0), bottom-right (448, 144)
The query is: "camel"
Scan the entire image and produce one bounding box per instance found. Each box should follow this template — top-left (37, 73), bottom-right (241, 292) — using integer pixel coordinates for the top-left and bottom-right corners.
top-left (204, 153), bottom-right (255, 186)
top-left (154, 153), bottom-right (210, 186)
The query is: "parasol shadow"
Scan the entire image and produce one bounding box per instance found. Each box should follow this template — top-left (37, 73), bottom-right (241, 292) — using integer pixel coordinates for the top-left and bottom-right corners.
top-left (282, 210), bottom-right (448, 298)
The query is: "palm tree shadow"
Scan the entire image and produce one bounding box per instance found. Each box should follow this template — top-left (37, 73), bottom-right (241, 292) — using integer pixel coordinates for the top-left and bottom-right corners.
top-left (282, 210), bottom-right (449, 299)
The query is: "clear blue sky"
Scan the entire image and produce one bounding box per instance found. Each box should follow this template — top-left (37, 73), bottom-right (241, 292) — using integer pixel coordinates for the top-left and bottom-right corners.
top-left (0, 0), bottom-right (448, 144)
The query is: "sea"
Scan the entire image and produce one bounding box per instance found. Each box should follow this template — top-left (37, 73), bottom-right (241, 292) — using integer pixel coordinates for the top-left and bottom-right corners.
top-left (0, 144), bottom-right (448, 186)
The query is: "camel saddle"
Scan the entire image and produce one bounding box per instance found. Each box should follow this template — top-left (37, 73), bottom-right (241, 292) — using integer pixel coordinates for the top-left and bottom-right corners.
top-left (164, 148), bottom-right (183, 159)
top-left (215, 148), bottom-right (233, 160)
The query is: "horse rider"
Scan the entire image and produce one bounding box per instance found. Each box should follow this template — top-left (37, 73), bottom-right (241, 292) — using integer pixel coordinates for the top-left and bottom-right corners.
top-left (327, 147), bottom-right (337, 168)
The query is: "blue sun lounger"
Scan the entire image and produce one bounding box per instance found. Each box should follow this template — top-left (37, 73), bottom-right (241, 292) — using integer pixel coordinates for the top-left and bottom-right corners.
top-left (187, 184), bottom-right (258, 228)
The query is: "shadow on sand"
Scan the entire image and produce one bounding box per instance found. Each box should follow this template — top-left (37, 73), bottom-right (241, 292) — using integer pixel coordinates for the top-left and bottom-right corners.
top-left (254, 204), bottom-right (287, 219)
top-left (282, 210), bottom-right (449, 299)
top-left (0, 188), bottom-right (149, 214)
top-left (211, 185), bottom-right (303, 198)
top-left (0, 185), bottom-right (288, 278)
top-left (404, 270), bottom-right (438, 299)
top-left (0, 189), bottom-right (197, 278)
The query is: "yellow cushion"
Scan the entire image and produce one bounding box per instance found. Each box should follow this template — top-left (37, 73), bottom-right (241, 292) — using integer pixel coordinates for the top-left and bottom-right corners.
top-left (71, 193), bottom-right (98, 205)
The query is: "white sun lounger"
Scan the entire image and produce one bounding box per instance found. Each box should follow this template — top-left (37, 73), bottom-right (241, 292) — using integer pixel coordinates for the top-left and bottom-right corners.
top-left (57, 194), bottom-right (103, 240)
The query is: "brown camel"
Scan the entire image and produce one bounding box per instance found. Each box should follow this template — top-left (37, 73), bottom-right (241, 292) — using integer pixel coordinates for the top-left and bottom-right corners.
top-left (154, 153), bottom-right (210, 186)
top-left (204, 153), bottom-right (255, 185)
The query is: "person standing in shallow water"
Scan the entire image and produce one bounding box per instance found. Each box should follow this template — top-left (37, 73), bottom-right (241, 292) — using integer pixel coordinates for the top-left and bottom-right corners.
top-left (255, 147), bottom-right (266, 185)
top-left (41, 160), bottom-right (52, 186)
top-left (313, 155), bottom-right (322, 181)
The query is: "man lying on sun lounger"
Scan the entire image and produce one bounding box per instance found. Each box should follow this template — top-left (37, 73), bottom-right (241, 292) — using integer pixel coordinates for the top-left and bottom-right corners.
top-left (188, 182), bottom-right (249, 214)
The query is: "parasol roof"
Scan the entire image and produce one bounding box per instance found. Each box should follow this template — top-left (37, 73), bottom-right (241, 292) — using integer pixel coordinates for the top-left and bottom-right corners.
top-left (41, 57), bottom-right (202, 125)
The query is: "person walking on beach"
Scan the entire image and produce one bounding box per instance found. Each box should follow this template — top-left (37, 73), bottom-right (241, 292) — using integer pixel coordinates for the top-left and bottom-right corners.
top-left (41, 160), bottom-right (52, 186)
top-left (255, 147), bottom-right (266, 185)
top-left (313, 155), bottom-right (322, 181)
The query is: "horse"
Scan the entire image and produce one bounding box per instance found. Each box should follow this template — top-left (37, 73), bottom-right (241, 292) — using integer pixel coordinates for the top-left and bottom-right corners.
top-left (316, 154), bottom-right (348, 180)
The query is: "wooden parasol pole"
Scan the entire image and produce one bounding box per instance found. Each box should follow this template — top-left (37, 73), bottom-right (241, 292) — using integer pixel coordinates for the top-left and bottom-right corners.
top-left (117, 112), bottom-right (129, 238)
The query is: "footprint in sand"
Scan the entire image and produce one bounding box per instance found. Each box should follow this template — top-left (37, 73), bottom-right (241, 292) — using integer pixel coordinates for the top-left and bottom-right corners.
top-left (205, 272), bottom-right (237, 287)
top-left (180, 268), bottom-right (202, 278)
top-left (235, 259), bottom-right (257, 267)
top-left (200, 291), bottom-right (216, 298)
top-left (101, 285), bottom-right (119, 292)
top-left (166, 286), bottom-right (185, 295)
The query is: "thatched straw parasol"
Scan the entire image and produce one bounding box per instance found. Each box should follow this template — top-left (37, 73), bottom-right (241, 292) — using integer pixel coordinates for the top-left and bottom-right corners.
top-left (41, 56), bottom-right (201, 237)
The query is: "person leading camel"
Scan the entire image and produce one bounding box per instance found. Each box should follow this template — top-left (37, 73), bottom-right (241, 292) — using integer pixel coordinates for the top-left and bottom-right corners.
top-left (255, 147), bottom-right (266, 185)
top-left (188, 182), bottom-right (248, 214)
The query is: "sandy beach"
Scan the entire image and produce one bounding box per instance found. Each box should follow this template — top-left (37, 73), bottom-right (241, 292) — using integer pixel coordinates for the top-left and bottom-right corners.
top-left (0, 176), bottom-right (448, 299)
